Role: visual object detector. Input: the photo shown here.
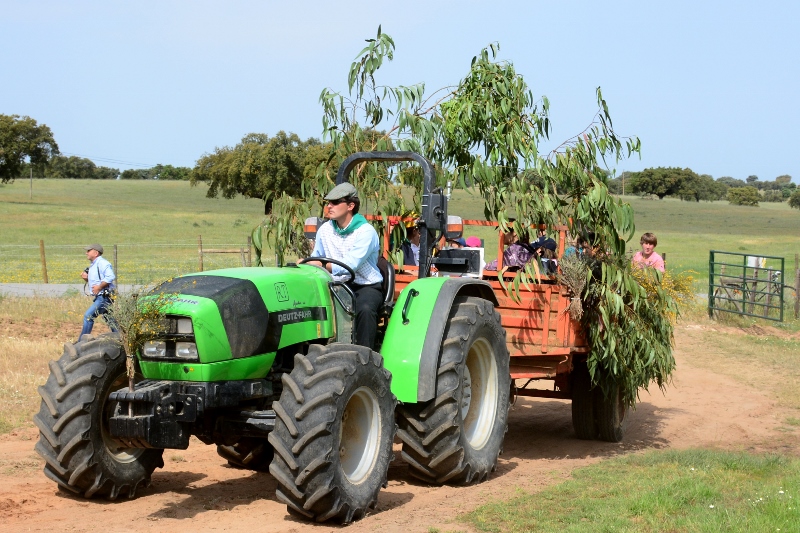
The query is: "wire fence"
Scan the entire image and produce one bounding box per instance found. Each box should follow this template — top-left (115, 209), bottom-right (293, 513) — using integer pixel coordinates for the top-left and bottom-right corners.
top-left (0, 238), bottom-right (272, 285)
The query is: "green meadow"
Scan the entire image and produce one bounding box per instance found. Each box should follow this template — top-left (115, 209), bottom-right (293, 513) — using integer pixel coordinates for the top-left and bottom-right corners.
top-left (1, 179), bottom-right (799, 287)
top-left (0, 179), bottom-right (266, 283)
top-left (462, 449), bottom-right (800, 533)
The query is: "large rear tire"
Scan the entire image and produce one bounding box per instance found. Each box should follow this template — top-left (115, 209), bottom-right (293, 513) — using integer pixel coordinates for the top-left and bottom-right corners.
top-left (595, 385), bottom-right (627, 443)
top-left (268, 344), bottom-right (396, 524)
top-left (34, 334), bottom-right (164, 499)
top-left (397, 296), bottom-right (510, 485)
top-left (571, 361), bottom-right (597, 440)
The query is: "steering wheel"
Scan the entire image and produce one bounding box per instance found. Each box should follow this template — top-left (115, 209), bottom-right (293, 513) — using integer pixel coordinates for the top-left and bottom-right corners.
top-left (299, 257), bottom-right (356, 284)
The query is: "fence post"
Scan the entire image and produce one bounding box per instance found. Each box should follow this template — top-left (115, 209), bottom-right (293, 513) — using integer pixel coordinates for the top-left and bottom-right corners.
top-left (795, 253), bottom-right (799, 319)
top-left (708, 250), bottom-right (715, 318)
top-left (198, 235), bottom-right (204, 272)
top-left (113, 244), bottom-right (118, 285)
top-left (39, 239), bottom-right (49, 284)
top-left (247, 236), bottom-right (252, 267)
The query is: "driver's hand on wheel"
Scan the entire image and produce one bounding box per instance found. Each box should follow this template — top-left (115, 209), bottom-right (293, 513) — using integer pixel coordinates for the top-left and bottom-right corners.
top-left (306, 260), bottom-right (331, 272)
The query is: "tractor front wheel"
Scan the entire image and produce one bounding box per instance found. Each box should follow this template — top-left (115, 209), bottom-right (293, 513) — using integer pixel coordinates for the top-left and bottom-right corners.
top-left (398, 296), bottom-right (510, 485)
top-left (268, 344), bottom-right (396, 524)
top-left (33, 334), bottom-right (164, 499)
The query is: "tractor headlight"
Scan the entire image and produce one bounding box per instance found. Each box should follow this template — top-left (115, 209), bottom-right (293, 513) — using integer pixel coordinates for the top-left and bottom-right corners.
top-left (143, 340), bottom-right (167, 358)
top-left (175, 342), bottom-right (199, 360)
top-left (177, 318), bottom-right (193, 334)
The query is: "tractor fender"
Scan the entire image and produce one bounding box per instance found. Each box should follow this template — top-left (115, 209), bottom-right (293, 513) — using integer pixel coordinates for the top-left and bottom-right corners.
top-left (381, 277), bottom-right (498, 403)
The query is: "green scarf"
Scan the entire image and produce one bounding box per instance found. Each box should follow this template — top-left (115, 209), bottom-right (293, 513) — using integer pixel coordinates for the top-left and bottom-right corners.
top-left (333, 213), bottom-right (368, 236)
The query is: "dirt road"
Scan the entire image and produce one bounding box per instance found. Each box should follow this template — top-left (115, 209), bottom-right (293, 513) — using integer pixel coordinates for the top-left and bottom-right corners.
top-left (1, 324), bottom-right (797, 533)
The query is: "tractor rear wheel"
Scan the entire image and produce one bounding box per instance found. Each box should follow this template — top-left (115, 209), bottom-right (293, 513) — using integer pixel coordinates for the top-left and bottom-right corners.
top-left (33, 334), bottom-right (164, 499)
top-left (398, 296), bottom-right (510, 485)
top-left (595, 385), bottom-right (627, 443)
top-left (268, 344), bottom-right (396, 524)
top-left (217, 438), bottom-right (274, 471)
top-left (571, 361), bottom-right (597, 440)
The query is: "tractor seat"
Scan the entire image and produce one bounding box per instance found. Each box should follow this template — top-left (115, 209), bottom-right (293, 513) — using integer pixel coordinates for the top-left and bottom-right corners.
top-left (376, 256), bottom-right (395, 318)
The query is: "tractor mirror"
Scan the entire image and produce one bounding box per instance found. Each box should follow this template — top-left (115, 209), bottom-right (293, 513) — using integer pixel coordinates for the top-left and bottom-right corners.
top-left (444, 216), bottom-right (463, 239)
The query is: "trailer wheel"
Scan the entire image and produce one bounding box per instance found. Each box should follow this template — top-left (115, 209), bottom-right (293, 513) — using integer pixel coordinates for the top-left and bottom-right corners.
top-left (217, 438), bottom-right (274, 471)
top-left (398, 296), bottom-right (510, 485)
top-left (268, 344), bottom-right (396, 524)
top-left (595, 385), bottom-right (627, 442)
top-left (34, 334), bottom-right (164, 499)
top-left (571, 361), bottom-right (597, 440)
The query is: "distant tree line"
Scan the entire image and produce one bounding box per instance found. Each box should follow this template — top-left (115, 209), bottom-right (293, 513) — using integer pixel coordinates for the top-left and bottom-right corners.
top-left (1, 113), bottom-right (191, 183)
top-left (119, 164), bottom-right (192, 180)
top-left (608, 167), bottom-right (797, 206)
top-left (3, 113), bottom-right (799, 212)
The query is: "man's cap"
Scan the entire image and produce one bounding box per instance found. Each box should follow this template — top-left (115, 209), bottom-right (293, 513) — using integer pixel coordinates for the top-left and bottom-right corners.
top-left (447, 237), bottom-right (467, 247)
top-left (324, 182), bottom-right (358, 201)
top-left (465, 236), bottom-right (482, 247)
top-left (85, 244), bottom-right (104, 254)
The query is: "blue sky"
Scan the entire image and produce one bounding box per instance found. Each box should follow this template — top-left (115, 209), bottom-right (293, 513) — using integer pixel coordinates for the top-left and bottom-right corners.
top-left (2, 0), bottom-right (798, 182)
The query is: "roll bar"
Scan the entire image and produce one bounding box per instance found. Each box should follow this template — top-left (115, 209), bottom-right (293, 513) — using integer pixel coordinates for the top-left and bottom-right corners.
top-left (334, 151), bottom-right (447, 279)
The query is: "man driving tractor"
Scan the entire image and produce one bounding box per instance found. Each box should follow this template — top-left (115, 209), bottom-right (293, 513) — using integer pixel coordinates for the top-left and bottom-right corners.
top-left (308, 182), bottom-right (383, 349)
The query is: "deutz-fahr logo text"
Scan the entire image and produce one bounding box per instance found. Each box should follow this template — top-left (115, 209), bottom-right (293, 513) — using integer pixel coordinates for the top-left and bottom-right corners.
top-left (277, 309), bottom-right (312, 323)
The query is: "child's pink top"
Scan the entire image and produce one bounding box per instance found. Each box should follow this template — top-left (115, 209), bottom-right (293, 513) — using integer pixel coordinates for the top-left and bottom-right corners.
top-left (632, 251), bottom-right (665, 272)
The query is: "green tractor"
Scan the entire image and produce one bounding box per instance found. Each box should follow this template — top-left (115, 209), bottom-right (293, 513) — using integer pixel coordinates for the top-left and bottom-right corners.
top-left (35, 152), bottom-right (510, 523)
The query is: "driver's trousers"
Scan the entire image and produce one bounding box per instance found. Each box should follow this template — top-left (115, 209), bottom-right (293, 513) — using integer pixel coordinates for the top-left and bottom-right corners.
top-left (350, 282), bottom-right (383, 351)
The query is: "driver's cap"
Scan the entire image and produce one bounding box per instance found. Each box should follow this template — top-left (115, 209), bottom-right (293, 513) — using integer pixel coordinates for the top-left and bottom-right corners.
top-left (324, 182), bottom-right (358, 201)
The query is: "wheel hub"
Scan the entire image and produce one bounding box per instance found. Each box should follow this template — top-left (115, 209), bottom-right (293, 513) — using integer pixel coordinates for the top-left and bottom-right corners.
top-left (461, 338), bottom-right (499, 450)
top-left (101, 373), bottom-right (145, 464)
top-left (339, 387), bottom-right (381, 484)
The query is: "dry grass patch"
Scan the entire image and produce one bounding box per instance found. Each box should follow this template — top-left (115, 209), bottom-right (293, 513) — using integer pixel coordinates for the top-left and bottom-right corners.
top-left (677, 303), bottom-right (800, 413)
top-left (0, 295), bottom-right (99, 433)
top-left (0, 336), bottom-right (63, 433)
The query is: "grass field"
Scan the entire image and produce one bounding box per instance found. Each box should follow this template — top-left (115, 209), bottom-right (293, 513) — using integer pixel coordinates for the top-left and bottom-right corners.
top-left (0, 179), bottom-right (267, 283)
top-left (463, 449), bottom-right (800, 532)
top-left (3, 179), bottom-right (799, 287)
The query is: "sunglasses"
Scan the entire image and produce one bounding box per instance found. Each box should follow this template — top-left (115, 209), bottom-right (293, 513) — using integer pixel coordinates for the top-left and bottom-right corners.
top-left (327, 198), bottom-right (349, 206)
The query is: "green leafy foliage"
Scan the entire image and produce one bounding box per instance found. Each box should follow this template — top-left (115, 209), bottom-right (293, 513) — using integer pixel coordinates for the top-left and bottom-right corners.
top-left (47, 155), bottom-right (120, 180)
top-left (789, 189), bottom-right (800, 210)
top-left (628, 167), bottom-right (727, 201)
top-left (191, 131), bottom-right (331, 214)
top-left (107, 287), bottom-right (178, 385)
top-left (0, 114), bottom-right (59, 184)
top-left (120, 164), bottom-right (192, 181)
top-left (762, 190), bottom-right (785, 203)
top-left (259, 28), bottom-right (681, 404)
top-left (727, 186), bottom-right (760, 206)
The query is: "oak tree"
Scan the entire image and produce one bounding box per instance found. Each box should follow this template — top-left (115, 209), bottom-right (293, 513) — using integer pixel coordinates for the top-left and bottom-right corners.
top-left (0, 114), bottom-right (59, 183)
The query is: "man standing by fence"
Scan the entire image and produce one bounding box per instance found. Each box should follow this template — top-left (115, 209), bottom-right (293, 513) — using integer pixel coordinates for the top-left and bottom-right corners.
top-left (79, 244), bottom-right (117, 341)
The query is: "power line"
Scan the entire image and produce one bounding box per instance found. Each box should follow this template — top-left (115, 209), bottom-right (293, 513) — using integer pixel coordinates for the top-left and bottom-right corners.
top-left (60, 152), bottom-right (156, 168)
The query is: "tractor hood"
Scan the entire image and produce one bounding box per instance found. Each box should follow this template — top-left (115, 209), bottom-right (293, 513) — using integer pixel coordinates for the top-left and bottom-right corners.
top-left (145, 265), bottom-right (334, 366)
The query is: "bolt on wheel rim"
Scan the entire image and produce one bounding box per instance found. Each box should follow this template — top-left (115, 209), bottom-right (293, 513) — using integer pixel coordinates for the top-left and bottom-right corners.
top-left (339, 387), bottom-right (381, 484)
top-left (462, 338), bottom-right (498, 450)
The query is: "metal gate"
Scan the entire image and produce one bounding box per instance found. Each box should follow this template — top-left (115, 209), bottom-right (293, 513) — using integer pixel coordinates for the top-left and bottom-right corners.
top-left (708, 251), bottom-right (786, 321)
